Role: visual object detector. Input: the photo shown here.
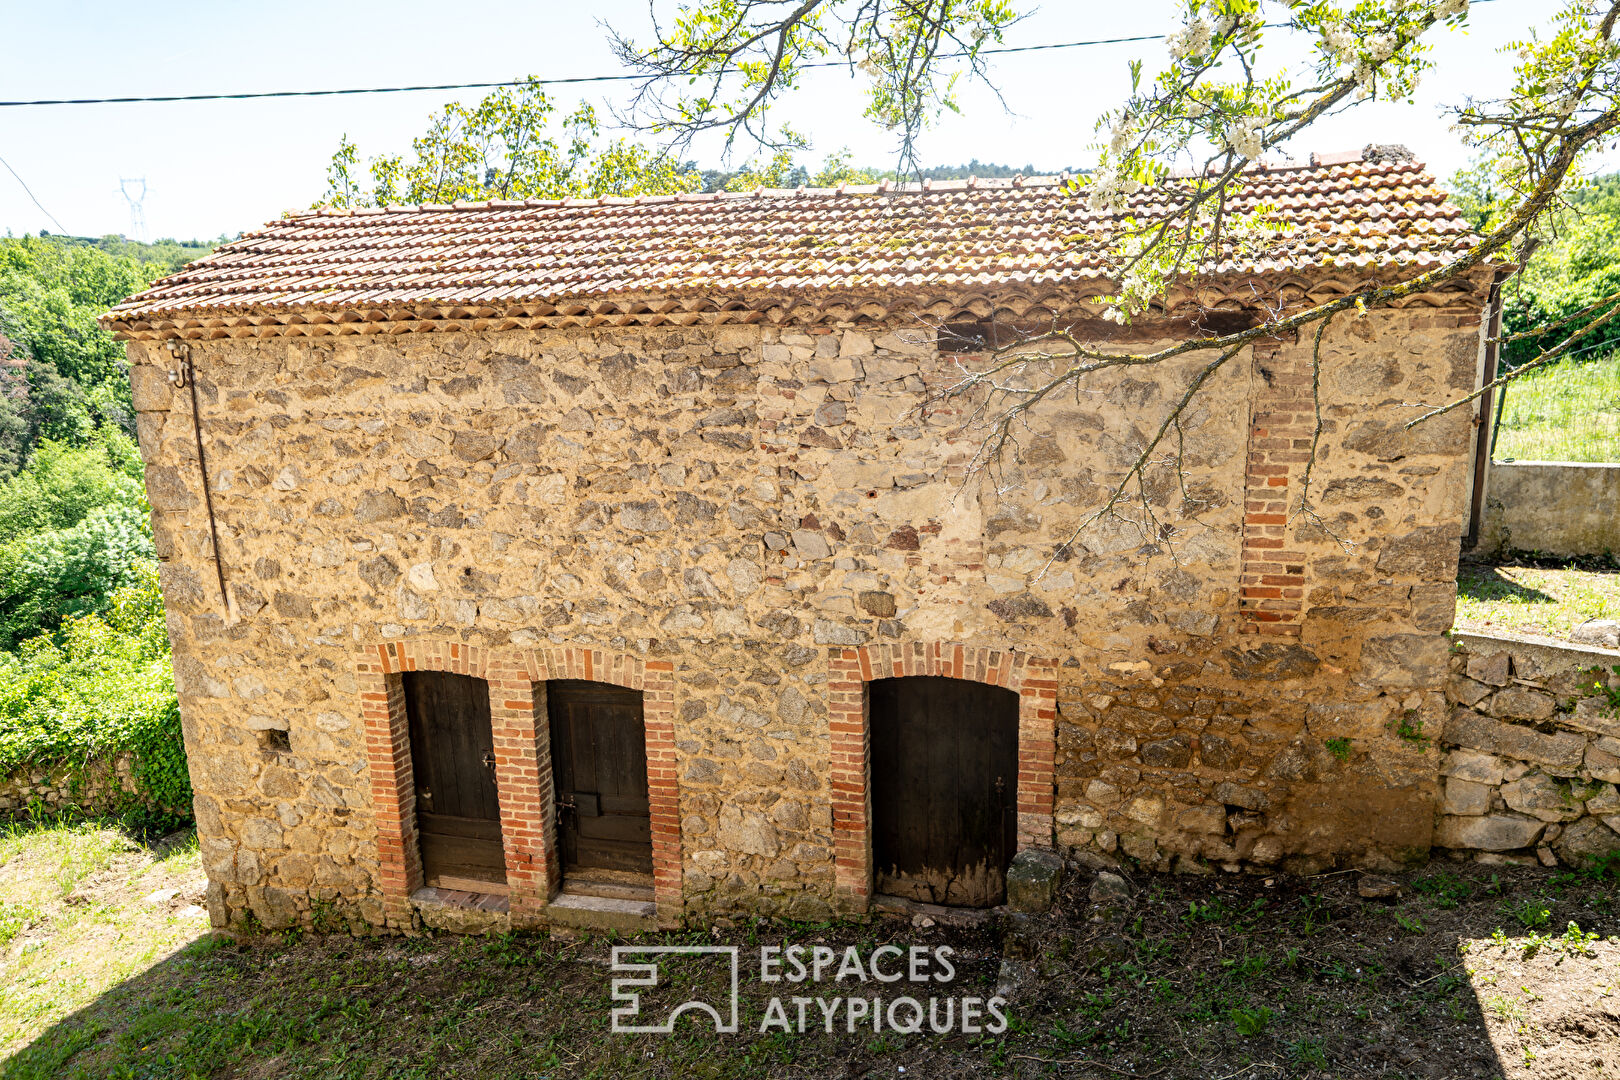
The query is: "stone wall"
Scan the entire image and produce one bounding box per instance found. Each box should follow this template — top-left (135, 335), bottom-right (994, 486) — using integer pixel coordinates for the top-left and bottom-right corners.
top-left (1436, 631), bottom-right (1620, 866)
top-left (124, 297), bottom-right (1486, 932)
top-left (1477, 460), bottom-right (1620, 558)
top-left (0, 754), bottom-right (144, 819)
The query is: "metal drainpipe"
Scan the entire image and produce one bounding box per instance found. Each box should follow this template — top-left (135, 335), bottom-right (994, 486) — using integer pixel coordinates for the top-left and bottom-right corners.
top-left (1465, 272), bottom-right (1508, 549)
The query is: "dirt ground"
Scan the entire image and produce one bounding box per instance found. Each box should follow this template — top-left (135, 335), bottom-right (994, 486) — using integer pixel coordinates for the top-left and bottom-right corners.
top-left (2, 820), bottom-right (1617, 1080)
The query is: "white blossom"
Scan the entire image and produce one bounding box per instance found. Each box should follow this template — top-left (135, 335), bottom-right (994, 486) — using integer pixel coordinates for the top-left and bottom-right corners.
top-left (1223, 115), bottom-right (1266, 159)
top-left (1167, 16), bottom-right (1213, 61)
top-left (1434, 0), bottom-right (1469, 17)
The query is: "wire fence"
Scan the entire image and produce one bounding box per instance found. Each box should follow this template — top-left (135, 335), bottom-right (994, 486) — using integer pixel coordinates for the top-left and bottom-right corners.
top-left (1491, 351), bottom-right (1620, 463)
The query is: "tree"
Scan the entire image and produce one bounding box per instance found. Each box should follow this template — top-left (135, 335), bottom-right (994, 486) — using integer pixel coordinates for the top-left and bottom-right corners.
top-left (611, 0), bottom-right (1620, 539)
top-left (315, 78), bottom-right (703, 208)
top-left (609, 0), bottom-right (1021, 177)
top-left (0, 236), bottom-right (162, 469)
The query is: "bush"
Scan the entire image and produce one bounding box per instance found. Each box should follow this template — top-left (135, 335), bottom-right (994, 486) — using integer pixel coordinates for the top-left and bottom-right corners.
top-left (0, 566), bottom-right (186, 825)
top-left (0, 434), bottom-right (145, 542)
top-left (0, 435), bottom-right (152, 648)
top-left (0, 505), bottom-right (155, 650)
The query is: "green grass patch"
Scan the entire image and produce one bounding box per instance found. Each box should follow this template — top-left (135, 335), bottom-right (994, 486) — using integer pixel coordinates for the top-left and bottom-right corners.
top-left (1493, 352), bottom-right (1620, 463)
top-left (1455, 557), bottom-right (1620, 641)
top-left (2, 829), bottom-right (1620, 1079)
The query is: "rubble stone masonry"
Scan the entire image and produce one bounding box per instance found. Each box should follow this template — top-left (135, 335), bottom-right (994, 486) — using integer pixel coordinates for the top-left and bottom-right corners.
top-left (124, 302), bottom-right (1507, 932)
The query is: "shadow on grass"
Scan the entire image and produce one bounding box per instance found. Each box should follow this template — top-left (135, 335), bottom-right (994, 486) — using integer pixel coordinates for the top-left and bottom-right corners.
top-left (9, 864), bottom-right (1620, 1079)
top-left (0, 811), bottom-right (194, 858)
top-left (1458, 565), bottom-right (1559, 606)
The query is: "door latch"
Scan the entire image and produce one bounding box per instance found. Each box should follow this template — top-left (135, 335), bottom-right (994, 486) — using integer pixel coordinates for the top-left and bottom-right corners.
top-left (557, 794), bottom-right (577, 812)
top-left (481, 750), bottom-right (497, 772)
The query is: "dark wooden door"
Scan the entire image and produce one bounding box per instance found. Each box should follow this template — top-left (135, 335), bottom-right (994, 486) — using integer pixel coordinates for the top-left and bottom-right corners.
top-left (870, 676), bottom-right (1019, 907)
top-left (547, 680), bottom-right (652, 875)
top-left (404, 672), bottom-right (507, 891)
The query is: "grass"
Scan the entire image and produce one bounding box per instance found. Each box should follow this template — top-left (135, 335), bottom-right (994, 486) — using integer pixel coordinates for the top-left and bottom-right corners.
top-left (0, 819), bottom-right (207, 1063)
top-left (2, 820), bottom-right (1620, 1078)
top-left (1455, 554), bottom-right (1620, 640)
top-left (1493, 352), bottom-right (1620, 463)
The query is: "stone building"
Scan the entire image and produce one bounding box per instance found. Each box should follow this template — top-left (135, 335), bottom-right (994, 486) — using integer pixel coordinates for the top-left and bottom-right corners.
top-left (104, 152), bottom-right (1512, 934)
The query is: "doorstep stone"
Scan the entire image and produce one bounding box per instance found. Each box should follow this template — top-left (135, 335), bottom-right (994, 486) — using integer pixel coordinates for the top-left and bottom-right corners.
top-left (411, 886), bottom-right (511, 935)
top-left (545, 892), bottom-right (659, 933)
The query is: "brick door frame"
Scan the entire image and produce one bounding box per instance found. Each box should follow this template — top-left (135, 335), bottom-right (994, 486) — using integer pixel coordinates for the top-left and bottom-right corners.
top-left (516, 647), bottom-right (682, 924)
top-left (358, 640), bottom-right (681, 931)
top-left (827, 642), bottom-right (1058, 913)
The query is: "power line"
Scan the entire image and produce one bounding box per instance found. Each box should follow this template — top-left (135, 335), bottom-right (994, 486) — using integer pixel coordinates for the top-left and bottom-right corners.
top-left (0, 31), bottom-right (1353, 109)
top-left (0, 1), bottom-right (1502, 111)
top-left (0, 36), bottom-right (1164, 108)
top-left (0, 153), bottom-right (67, 234)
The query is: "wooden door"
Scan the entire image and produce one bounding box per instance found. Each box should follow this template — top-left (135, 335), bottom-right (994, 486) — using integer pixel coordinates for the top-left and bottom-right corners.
top-left (870, 676), bottom-right (1019, 907)
top-left (404, 671), bottom-right (507, 891)
top-left (547, 680), bottom-right (653, 875)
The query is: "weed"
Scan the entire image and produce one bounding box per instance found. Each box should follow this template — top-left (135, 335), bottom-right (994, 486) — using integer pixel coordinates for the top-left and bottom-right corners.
top-left (1182, 897), bottom-right (1231, 925)
top-left (1222, 955), bottom-right (1269, 980)
top-left (1228, 1006), bottom-right (1274, 1037)
top-left (1288, 1036), bottom-right (1329, 1068)
top-left (1522, 921), bottom-right (1602, 960)
top-left (1412, 870), bottom-right (1473, 908)
top-left (1505, 898), bottom-right (1552, 929)
top-left (1324, 737), bottom-right (1352, 763)
top-left (1394, 911), bottom-right (1425, 935)
top-left (1391, 711), bottom-right (1430, 747)
top-left (1578, 850), bottom-right (1620, 882)
top-left (1295, 894), bottom-right (1332, 935)
top-left (1051, 1020), bottom-right (1096, 1048)
top-left (0, 899), bottom-right (33, 949)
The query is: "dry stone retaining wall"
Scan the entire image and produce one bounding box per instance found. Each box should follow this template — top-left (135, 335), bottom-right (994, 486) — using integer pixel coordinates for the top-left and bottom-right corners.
top-left (0, 754), bottom-right (144, 818)
top-left (125, 301), bottom-right (1488, 932)
top-left (1437, 631), bottom-right (1620, 867)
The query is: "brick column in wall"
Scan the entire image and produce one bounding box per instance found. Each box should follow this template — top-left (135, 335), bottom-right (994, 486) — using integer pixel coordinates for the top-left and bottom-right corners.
top-left (828, 649), bottom-right (871, 911)
top-left (642, 660), bottom-right (682, 925)
top-left (1240, 339), bottom-right (1312, 636)
top-left (358, 654), bottom-right (420, 931)
top-left (486, 655), bottom-right (552, 928)
top-left (1015, 655), bottom-right (1059, 849)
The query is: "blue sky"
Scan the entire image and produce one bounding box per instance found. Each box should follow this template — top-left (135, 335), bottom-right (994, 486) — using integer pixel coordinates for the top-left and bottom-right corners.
top-left (0, 0), bottom-right (1555, 242)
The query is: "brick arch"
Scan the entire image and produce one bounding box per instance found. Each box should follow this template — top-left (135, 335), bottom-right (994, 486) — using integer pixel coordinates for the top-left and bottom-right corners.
top-left (827, 642), bottom-right (1058, 911)
top-left (357, 640), bottom-right (680, 929)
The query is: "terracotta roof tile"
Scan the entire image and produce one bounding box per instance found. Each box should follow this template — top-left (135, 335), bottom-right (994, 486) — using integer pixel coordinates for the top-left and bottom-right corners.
top-left (106, 156), bottom-right (1478, 324)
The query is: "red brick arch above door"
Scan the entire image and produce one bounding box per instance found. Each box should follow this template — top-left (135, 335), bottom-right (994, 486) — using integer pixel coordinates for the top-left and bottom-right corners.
top-left (826, 642), bottom-right (1058, 912)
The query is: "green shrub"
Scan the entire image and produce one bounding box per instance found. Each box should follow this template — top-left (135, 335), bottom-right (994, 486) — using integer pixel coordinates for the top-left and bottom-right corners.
top-left (0, 434), bottom-right (146, 543)
top-left (0, 566), bottom-right (186, 826)
top-left (0, 434), bottom-right (153, 649)
top-left (0, 505), bottom-right (155, 650)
